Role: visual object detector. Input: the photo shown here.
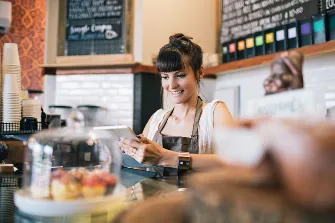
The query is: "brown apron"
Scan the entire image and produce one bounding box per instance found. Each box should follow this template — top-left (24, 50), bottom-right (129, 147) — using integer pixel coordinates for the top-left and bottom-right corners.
top-left (152, 98), bottom-right (203, 176)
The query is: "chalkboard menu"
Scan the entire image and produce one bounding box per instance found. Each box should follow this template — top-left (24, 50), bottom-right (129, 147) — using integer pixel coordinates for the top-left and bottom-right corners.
top-left (320, 0), bottom-right (335, 12)
top-left (220, 0), bottom-right (320, 43)
top-left (65, 0), bottom-right (125, 56)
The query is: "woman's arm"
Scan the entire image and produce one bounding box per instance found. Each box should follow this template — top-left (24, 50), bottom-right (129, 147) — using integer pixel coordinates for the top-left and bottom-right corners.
top-left (158, 102), bottom-right (233, 170)
top-left (120, 102), bottom-right (233, 171)
top-left (142, 115), bottom-right (153, 137)
top-left (158, 150), bottom-right (225, 171)
top-left (120, 137), bottom-right (225, 171)
top-left (213, 101), bottom-right (233, 128)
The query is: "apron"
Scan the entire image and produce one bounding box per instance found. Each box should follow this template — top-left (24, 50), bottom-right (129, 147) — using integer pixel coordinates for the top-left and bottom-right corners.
top-left (152, 98), bottom-right (203, 176)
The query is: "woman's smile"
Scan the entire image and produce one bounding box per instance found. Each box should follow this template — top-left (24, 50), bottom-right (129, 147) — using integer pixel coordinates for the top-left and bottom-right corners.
top-left (170, 90), bottom-right (184, 96)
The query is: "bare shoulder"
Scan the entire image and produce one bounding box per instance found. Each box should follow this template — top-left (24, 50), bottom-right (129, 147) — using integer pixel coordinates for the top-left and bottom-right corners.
top-left (143, 109), bottom-right (170, 136)
top-left (201, 102), bottom-right (208, 112)
top-left (213, 101), bottom-right (233, 127)
top-left (142, 115), bottom-right (153, 137)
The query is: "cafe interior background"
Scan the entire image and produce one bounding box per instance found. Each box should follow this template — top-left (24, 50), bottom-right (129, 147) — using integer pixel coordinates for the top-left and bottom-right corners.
top-left (2, 0), bottom-right (335, 130)
top-left (2, 0), bottom-right (335, 222)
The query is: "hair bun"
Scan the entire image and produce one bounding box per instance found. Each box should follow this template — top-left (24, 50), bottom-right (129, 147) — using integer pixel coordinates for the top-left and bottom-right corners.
top-left (169, 33), bottom-right (193, 42)
top-left (169, 33), bottom-right (193, 51)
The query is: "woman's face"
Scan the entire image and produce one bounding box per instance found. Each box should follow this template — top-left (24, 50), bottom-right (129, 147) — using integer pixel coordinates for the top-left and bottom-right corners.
top-left (160, 67), bottom-right (198, 104)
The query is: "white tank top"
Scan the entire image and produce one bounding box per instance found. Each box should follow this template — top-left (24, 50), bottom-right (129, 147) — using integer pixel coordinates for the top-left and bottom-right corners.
top-left (147, 99), bottom-right (224, 154)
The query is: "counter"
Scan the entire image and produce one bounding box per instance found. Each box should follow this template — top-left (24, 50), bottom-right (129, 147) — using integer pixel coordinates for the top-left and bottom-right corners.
top-left (1, 169), bottom-right (179, 223)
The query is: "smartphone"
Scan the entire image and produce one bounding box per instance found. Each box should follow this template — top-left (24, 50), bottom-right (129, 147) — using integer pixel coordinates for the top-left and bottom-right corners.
top-left (93, 125), bottom-right (139, 141)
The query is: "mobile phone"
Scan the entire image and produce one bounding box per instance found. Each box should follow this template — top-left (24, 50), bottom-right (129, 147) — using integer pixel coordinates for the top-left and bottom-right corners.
top-left (93, 125), bottom-right (139, 141)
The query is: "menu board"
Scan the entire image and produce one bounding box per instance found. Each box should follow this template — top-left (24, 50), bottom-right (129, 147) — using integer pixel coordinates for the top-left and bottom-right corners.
top-left (220, 0), bottom-right (320, 43)
top-left (65, 0), bottom-right (125, 56)
top-left (320, 0), bottom-right (335, 12)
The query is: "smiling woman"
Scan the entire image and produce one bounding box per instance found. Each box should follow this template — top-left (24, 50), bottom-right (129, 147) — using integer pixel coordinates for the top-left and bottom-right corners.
top-left (119, 33), bottom-right (233, 176)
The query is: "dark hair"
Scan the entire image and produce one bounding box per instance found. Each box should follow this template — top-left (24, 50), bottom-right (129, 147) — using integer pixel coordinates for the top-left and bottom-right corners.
top-left (156, 33), bottom-right (203, 77)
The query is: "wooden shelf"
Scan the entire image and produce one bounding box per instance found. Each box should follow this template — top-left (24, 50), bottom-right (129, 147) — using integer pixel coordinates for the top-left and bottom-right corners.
top-left (204, 40), bottom-right (335, 75)
top-left (41, 61), bottom-right (217, 78)
top-left (40, 62), bottom-right (157, 75)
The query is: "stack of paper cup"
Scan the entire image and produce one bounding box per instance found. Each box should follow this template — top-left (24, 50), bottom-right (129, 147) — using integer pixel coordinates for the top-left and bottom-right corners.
top-left (3, 74), bottom-right (21, 130)
top-left (22, 99), bottom-right (41, 122)
top-left (2, 43), bottom-right (21, 88)
top-left (1, 43), bottom-right (22, 127)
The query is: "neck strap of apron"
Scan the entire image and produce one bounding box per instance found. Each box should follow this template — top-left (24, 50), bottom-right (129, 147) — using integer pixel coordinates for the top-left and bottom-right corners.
top-left (158, 97), bottom-right (203, 135)
top-left (191, 97), bottom-right (203, 136)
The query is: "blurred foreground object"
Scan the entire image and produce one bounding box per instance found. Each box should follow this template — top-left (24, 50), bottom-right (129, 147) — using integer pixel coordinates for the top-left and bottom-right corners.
top-left (113, 192), bottom-right (187, 223)
top-left (187, 170), bottom-right (335, 223)
top-left (264, 51), bottom-right (304, 95)
top-left (214, 118), bottom-right (335, 211)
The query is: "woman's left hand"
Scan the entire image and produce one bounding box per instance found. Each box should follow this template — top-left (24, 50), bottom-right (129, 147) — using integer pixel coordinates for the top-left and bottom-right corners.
top-left (119, 135), bottom-right (167, 165)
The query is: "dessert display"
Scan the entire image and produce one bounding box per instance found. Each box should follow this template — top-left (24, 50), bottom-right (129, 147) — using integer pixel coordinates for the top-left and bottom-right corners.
top-left (50, 168), bottom-right (117, 201)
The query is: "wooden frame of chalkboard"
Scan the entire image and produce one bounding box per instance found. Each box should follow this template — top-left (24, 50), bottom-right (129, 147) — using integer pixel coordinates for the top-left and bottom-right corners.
top-left (56, 0), bottom-right (134, 64)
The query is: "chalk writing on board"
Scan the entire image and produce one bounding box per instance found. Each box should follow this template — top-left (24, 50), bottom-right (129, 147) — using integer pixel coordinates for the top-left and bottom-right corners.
top-left (221, 0), bottom-right (319, 43)
top-left (66, 23), bottom-right (121, 41)
top-left (65, 0), bottom-right (125, 55)
top-left (68, 0), bottom-right (123, 19)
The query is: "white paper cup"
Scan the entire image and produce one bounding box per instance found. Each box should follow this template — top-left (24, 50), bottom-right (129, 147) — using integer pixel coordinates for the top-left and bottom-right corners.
top-left (22, 99), bottom-right (40, 106)
top-left (3, 43), bottom-right (20, 65)
top-left (3, 74), bottom-right (19, 93)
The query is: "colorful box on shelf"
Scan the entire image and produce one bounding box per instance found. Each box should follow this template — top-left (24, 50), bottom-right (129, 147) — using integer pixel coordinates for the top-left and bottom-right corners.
top-left (245, 34), bottom-right (255, 58)
top-left (228, 41), bottom-right (237, 62)
top-left (275, 25), bottom-right (287, 52)
top-left (313, 14), bottom-right (328, 44)
top-left (220, 12), bottom-right (335, 65)
top-left (299, 18), bottom-right (313, 47)
top-left (265, 28), bottom-right (276, 55)
top-left (237, 38), bottom-right (246, 60)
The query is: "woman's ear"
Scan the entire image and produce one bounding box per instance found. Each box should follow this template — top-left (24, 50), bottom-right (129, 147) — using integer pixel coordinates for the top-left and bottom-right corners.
top-left (198, 66), bottom-right (205, 80)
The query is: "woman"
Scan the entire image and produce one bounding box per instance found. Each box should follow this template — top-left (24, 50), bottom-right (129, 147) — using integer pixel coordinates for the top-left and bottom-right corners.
top-left (119, 33), bottom-right (232, 172)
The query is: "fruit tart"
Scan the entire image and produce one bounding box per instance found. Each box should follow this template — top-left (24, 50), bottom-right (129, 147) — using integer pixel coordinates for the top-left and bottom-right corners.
top-left (50, 169), bottom-right (82, 201)
top-left (81, 170), bottom-right (117, 199)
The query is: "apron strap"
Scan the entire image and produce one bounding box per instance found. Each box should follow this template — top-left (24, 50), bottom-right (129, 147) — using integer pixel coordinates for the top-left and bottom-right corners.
top-left (153, 97), bottom-right (202, 141)
top-left (152, 109), bottom-right (174, 142)
top-left (191, 98), bottom-right (203, 136)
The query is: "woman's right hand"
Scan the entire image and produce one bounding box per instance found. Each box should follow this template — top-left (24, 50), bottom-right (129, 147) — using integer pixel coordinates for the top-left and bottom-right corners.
top-left (119, 135), bottom-right (177, 166)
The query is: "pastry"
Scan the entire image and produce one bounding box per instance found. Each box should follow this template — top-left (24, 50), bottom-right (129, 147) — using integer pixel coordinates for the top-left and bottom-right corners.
top-left (50, 169), bottom-right (81, 201)
top-left (81, 170), bottom-right (117, 199)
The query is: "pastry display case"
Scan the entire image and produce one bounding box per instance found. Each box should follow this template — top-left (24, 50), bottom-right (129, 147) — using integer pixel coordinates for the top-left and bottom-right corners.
top-left (14, 113), bottom-right (124, 216)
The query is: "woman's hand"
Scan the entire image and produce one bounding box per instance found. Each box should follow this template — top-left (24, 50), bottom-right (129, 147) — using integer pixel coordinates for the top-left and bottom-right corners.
top-left (119, 135), bottom-right (177, 166)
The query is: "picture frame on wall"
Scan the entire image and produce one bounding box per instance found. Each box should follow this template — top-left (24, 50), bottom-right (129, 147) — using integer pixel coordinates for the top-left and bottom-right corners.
top-left (214, 85), bottom-right (240, 118)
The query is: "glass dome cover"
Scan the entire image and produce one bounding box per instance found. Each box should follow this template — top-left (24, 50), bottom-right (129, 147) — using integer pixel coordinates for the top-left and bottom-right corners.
top-left (21, 112), bottom-right (122, 202)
